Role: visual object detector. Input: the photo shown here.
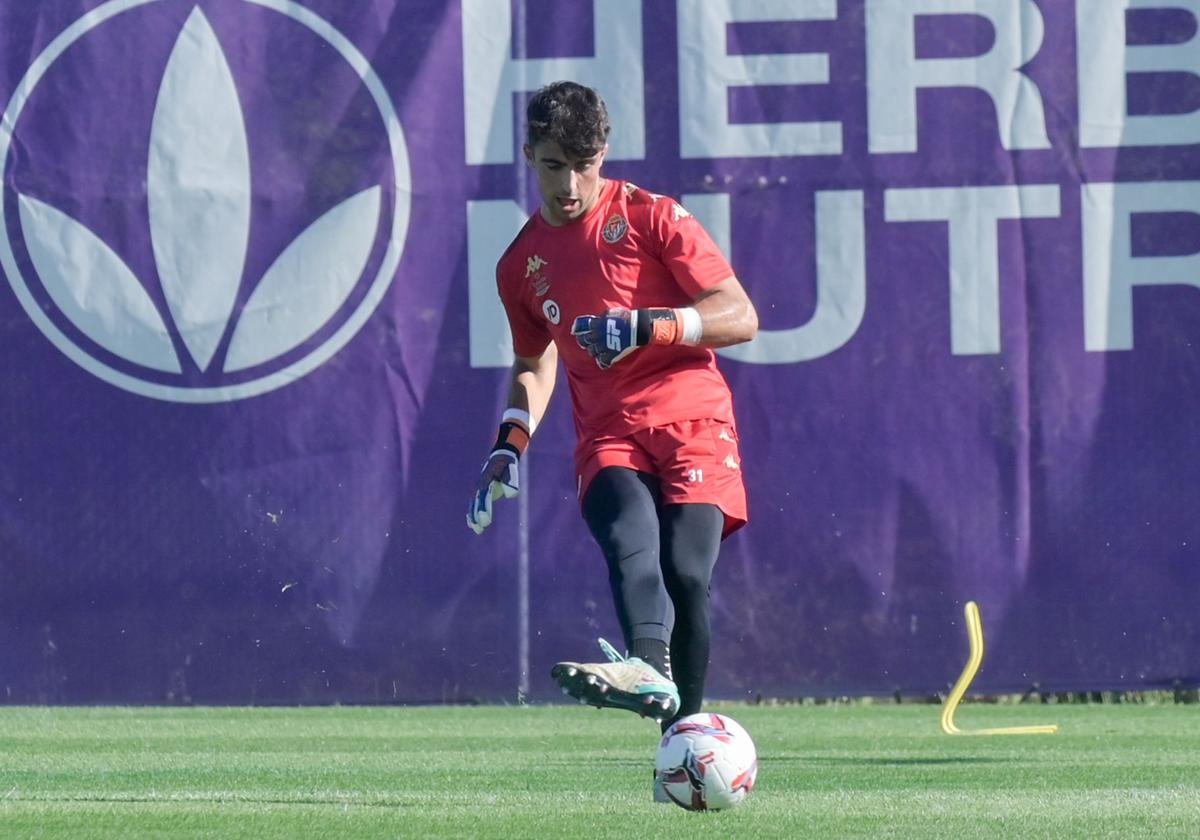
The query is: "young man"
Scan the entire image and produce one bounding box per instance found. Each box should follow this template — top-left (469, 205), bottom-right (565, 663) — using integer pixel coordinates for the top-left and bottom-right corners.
top-left (467, 81), bottom-right (757, 731)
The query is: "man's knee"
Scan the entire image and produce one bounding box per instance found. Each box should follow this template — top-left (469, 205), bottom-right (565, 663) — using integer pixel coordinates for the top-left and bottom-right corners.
top-left (666, 565), bottom-right (711, 604)
top-left (619, 549), bottom-right (665, 590)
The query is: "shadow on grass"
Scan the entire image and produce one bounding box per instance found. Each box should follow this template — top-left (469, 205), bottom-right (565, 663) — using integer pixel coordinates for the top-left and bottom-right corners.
top-left (0, 795), bottom-right (418, 809)
top-left (769, 756), bottom-right (1014, 766)
top-left (540, 756), bottom-right (648, 767)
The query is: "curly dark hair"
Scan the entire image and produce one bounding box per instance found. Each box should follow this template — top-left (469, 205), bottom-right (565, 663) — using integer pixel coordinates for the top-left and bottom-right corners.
top-left (526, 81), bottom-right (610, 159)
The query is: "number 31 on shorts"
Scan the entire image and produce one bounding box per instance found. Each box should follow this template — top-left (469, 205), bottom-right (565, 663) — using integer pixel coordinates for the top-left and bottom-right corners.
top-left (687, 468), bottom-right (704, 483)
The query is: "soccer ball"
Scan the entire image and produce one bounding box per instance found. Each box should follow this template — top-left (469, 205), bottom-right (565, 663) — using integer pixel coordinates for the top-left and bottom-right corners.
top-left (654, 712), bottom-right (757, 811)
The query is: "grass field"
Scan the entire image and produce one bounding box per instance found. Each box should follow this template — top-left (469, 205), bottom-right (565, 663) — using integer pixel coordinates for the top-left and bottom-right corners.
top-left (1, 702), bottom-right (1198, 838)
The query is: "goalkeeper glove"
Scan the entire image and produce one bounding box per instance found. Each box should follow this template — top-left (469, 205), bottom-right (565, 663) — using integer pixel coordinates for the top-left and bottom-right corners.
top-left (467, 411), bottom-right (532, 535)
top-left (570, 307), bottom-right (700, 369)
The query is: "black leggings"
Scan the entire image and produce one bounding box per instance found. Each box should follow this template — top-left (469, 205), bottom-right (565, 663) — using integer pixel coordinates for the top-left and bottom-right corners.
top-left (581, 466), bottom-right (724, 719)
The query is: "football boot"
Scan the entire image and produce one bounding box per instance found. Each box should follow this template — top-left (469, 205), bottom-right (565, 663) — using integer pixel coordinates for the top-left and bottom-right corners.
top-left (551, 638), bottom-right (679, 722)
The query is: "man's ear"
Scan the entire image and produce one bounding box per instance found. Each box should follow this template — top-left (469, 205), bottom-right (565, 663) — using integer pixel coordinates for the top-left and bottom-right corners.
top-left (522, 144), bottom-right (534, 166)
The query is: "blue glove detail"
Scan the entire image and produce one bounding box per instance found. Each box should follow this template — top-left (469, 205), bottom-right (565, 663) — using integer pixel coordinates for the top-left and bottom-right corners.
top-left (571, 309), bottom-right (639, 369)
top-left (467, 450), bottom-right (519, 535)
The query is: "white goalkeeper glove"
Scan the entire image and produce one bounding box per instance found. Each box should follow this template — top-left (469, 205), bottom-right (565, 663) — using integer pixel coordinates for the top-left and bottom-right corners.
top-left (467, 410), bottom-right (532, 535)
top-left (467, 450), bottom-right (520, 535)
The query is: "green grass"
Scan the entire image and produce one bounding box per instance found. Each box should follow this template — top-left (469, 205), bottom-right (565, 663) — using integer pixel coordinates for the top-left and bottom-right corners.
top-left (0, 703), bottom-right (1198, 838)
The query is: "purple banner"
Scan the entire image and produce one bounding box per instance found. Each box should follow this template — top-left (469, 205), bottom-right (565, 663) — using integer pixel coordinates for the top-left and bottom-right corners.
top-left (1, 0), bottom-right (1198, 703)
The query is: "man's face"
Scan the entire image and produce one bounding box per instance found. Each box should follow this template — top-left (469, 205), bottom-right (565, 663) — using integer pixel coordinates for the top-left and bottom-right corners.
top-left (524, 140), bottom-right (608, 226)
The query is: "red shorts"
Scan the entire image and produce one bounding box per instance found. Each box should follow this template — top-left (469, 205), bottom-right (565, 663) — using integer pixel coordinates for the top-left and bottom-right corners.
top-left (575, 418), bottom-right (748, 539)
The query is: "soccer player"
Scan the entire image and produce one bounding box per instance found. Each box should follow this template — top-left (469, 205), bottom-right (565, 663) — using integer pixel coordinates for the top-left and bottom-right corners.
top-left (467, 81), bottom-right (757, 731)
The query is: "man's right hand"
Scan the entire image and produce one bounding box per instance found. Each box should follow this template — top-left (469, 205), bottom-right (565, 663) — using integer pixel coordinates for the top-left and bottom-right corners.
top-left (571, 309), bottom-right (639, 369)
top-left (467, 450), bottom-right (520, 534)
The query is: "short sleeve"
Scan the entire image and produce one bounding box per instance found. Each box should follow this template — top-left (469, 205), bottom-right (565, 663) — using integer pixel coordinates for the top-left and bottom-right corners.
top-left (650, 197), bottom-right (735, 298)
top-left (497, 268), bottom-right (551, 359)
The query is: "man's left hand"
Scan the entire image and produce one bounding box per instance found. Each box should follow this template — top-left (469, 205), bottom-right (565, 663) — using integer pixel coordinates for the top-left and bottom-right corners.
top-left (467, 450), bottom-right (520, 535)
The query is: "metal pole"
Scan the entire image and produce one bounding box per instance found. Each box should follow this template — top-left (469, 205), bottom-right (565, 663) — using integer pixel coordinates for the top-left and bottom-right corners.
top-left (514, 0), bottom-right (531, 705)
top-left (517, 458), bottom-right (530, 702)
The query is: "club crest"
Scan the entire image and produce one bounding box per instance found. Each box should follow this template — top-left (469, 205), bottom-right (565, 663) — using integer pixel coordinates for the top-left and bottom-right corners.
top-left (602, 214), bottom-right (628, 244)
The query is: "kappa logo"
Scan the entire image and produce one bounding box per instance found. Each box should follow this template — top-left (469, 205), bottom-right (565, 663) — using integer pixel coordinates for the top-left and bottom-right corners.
top-left (526, 254), bottom-right (551, 296)
top-left (671, 202), bottom-right (693, 221)
top-left (602, 214), bottom-right (628, 245)
top-left (525, 255), bottom-right (547, 278)
top-left (0, 1), bottom-right (410, 403)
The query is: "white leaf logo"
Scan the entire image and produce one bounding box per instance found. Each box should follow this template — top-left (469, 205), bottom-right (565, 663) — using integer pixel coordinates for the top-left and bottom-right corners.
top-left (0, 0), bottom-right (411, 402)
top-left (17, 195), bottom-right (180, 373)
top-left (148, 7), bottom-right (249, 373)
top-left (225, 187), bottom-right (381, 372)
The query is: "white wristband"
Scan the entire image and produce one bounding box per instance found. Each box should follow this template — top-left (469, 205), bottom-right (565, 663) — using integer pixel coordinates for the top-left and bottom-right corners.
top-left (678, 307), bottom-right (703, 346)
top-left (502, 407), bottom-right (536, 435)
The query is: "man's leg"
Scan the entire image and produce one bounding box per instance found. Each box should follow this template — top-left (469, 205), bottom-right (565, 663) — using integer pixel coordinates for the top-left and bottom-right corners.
top-left (659, 502), bottom-right (724, 726)
top-left (583, 467), bottom-right (671, 669)
top-left (550, 467), bottom-right (679, 720)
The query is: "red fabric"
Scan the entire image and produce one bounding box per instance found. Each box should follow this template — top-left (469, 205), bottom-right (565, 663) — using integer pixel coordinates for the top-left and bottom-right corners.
top-left (497, 179), bottom-right (737, 445)
top-left (575, 418), bottom-right (748, 539)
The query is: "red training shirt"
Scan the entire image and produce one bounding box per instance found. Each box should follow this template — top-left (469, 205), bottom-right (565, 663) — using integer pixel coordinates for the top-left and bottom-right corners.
top-left (496, 179), bottom-right (737, 443)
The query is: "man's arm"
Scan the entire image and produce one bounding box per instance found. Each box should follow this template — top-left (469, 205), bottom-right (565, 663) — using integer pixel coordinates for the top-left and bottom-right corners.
top-left (506, 342), bottom-right (559, 428)
top-left (688, 275), bottom-right (758, 347)
top-left (467, 343), bottom-right (558, 535)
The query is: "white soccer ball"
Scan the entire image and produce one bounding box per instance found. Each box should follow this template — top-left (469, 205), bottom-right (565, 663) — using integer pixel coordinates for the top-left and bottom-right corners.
top-left (654, 712), bottom-right (757, 811)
